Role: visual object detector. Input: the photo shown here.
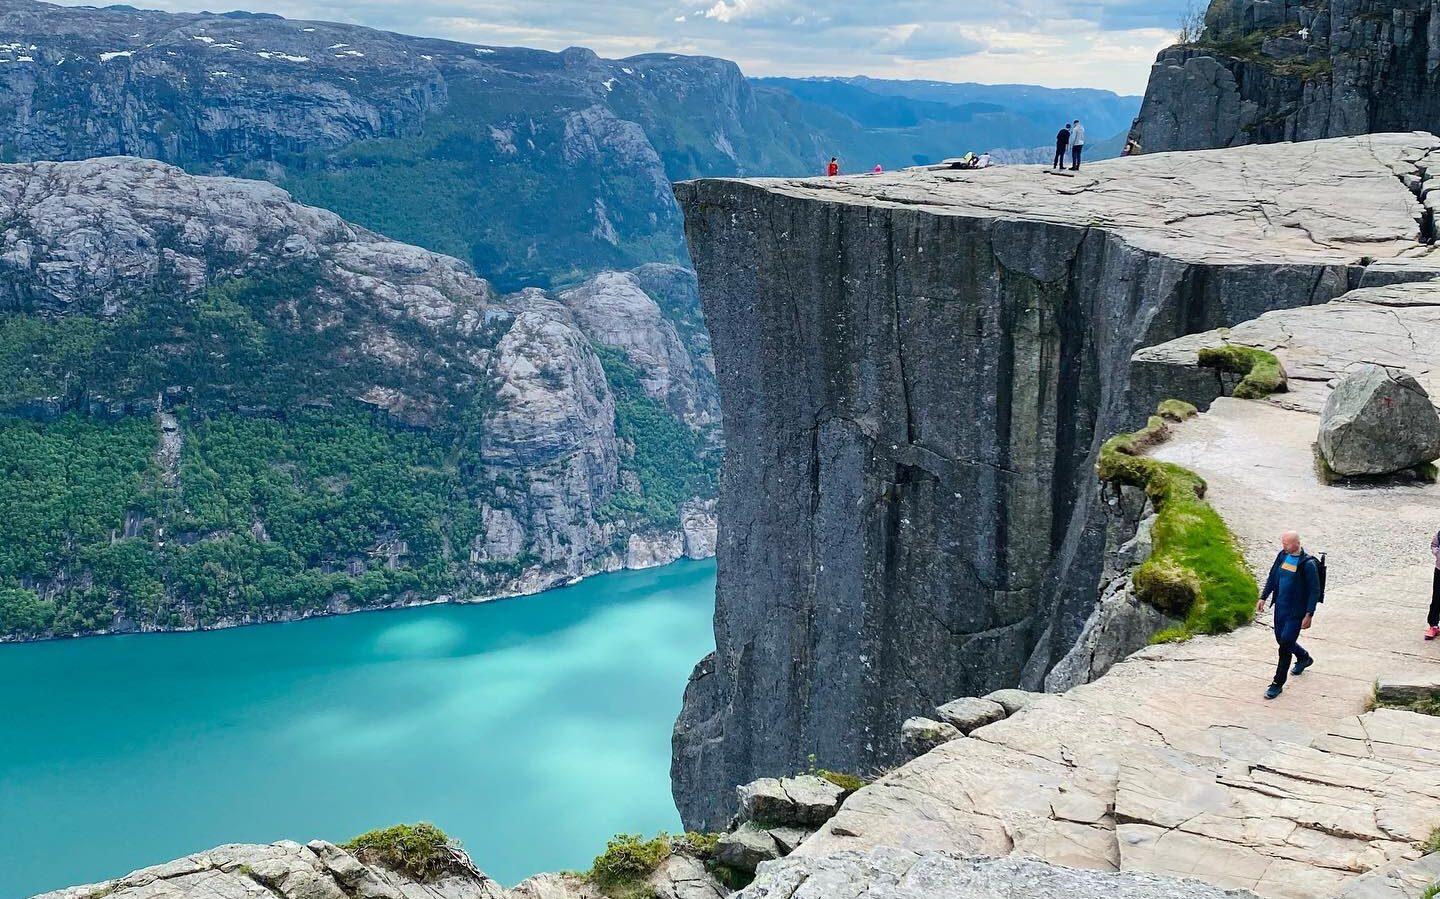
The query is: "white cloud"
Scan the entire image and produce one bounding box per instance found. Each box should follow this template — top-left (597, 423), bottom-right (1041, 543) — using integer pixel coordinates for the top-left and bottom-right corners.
top-left (49, 0), bottom-right (1190, 93)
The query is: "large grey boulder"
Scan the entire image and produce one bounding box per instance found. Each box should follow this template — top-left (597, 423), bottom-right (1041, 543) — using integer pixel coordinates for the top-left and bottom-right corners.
top-left (1318, 364), bottom-right (1440, 477)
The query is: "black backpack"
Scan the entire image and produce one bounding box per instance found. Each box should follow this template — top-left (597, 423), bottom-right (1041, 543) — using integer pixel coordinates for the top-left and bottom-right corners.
top-left (1304, 551), bottom-right (1327, 604)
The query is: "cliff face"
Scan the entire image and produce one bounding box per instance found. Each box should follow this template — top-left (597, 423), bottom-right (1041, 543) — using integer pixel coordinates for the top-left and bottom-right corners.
top-left (0, 157), bottom-right (717, 640)
top-left (671, 133), bottom-right (1436, 829)
top-left (1131, 0), bottom-right (1440, 153)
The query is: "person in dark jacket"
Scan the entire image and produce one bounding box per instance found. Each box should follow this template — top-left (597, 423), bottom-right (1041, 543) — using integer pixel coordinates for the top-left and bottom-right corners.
top-left (1426, 528), bottom-right (1440, 640)
top-left (1053, 124), bottom-right (1070, 170)
top-left (1256, 530), bottom-right (1320, 699)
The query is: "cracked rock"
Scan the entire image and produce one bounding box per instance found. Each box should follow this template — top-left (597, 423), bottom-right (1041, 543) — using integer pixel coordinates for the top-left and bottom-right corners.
top-left (736, 848), bottom-right (1262, 898)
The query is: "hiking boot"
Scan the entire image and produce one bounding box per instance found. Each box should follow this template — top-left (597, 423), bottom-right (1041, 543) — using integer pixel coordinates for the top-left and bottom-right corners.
top-left (1291, 656), bottom-right (1313, 676)
top-left (1264, 683), bottom-right (1283, 700)
top-left (1426, 626), bottom-right (1439, 641)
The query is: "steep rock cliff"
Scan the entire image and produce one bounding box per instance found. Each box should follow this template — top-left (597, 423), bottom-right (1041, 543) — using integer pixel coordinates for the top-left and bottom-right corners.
top-left (671, 133), bottom-right (1436, 829)
top-left (1131, 0), bottom-right (1440, 152)
top-left (0, 157), bottom-right (717, 640)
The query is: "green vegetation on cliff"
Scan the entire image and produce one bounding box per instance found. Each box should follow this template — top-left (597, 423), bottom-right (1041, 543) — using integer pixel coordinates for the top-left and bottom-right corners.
top-left (0, 270), bottom-right (714, 639)
top-left (0, 408), bottom-right (480, 637)
top-left (344, 824), bottom-right (462, 882)
top-left (1098, 401), bottom-right (1257, 640)
top-left (596, 346), bottom-right (718, 529)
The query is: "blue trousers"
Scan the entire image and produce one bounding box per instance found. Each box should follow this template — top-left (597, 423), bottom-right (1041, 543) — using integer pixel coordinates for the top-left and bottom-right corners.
top-left (1273, 615), bottom-right (1311, 686)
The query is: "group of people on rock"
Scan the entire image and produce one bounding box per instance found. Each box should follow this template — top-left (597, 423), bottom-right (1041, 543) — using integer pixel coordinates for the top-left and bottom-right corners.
top-left (823, 117), bottom-right (1144, 179)
top-left (1053, 120), bottom-right (1086, 170)
top-left (1254, 527), bottom-right (1440, 700)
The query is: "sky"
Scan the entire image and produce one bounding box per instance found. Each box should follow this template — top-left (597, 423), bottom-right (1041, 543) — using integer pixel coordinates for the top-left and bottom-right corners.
top-left (59, 0), bottom-right (1197, 94)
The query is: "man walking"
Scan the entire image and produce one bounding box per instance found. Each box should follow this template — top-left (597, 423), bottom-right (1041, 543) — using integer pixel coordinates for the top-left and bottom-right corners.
top-left (1256, 530), bottom-right (1320, 699)
top-left (1070, 119), bottom-right (1086, 170)
top-left (1053, 123), bottom-right (1070, 170)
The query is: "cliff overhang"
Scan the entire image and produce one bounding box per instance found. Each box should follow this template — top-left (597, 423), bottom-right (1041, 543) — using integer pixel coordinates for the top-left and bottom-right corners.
top-left (672, 132), bottom-right (1440, 830)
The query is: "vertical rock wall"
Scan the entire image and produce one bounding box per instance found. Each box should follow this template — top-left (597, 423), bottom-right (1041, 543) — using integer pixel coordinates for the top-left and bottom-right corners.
top-left (1131, 0), bottom-right (1440, 153)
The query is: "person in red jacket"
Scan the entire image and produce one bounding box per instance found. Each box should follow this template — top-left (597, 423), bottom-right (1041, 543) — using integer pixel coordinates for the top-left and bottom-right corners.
top-left (826, 157), bottom-right (839, 176)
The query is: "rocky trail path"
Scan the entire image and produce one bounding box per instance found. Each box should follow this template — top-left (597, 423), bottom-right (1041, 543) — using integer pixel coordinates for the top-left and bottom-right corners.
top-left (774, 398), bottom-right (1440, 899)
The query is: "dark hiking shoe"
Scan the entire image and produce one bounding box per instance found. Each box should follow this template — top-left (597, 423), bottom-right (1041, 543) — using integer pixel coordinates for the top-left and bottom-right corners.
top-left (1291, 656), bottom-right (1314, 677)
top-left (1264, 683), bottom-right (1283, 700)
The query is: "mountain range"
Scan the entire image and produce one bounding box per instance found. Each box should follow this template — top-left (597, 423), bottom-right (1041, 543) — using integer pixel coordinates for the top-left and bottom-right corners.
top-left (0, 0), bottom-right (1140, 639)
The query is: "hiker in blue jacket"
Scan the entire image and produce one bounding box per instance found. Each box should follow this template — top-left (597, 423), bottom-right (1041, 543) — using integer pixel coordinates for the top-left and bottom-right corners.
top-left (1256, 530), bottom-right (1320, 699)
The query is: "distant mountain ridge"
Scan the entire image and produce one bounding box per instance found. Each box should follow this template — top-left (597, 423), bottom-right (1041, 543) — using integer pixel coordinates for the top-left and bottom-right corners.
top-left (0, 0), bottom-right (1141, 289)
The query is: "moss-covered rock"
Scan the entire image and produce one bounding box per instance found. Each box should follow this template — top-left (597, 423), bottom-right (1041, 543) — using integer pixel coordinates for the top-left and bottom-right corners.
top-left (1198, 345), bottom-right (1287, 400)
top-left (1097, 402), bottom-right (1257, 639)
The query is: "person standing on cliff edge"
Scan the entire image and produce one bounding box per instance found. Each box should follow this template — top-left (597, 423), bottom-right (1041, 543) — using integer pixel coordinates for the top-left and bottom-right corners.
top-left (1053, 123), bottom-right (1070, 170)
top-left (1256, 530), bottom-right (1321, 699)
top-left (1070, 119), bottom-right (1086, 170)
top-left (827, 157), bottom-right (839, 176)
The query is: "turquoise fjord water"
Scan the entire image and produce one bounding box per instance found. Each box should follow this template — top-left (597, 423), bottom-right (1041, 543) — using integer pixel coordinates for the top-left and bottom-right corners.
top-left (0, 559), bottom-right (716, 898)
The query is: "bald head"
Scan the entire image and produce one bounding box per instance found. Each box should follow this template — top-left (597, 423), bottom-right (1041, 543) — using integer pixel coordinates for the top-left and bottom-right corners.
top-left (1281, 531), bottom-right (1301, 553)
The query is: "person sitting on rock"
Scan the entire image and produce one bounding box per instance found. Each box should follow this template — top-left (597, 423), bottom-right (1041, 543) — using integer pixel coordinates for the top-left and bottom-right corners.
top-left (1256, 530), bottom-right (1320, 699)
top-left (1426, 528), bottom-right (1440, 640)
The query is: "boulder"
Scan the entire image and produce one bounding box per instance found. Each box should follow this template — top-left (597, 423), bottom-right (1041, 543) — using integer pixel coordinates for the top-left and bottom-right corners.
top-left (1318, 365), bottom-right (1440, 476)
top-left (900, 717), bottom-right (961, 758)
top-left (933, 697), bottom-right (1006, 734)
top-left (714, 824), bottom-right (781, 873)
top-left (735, 777), bottom-right (791, 824)
top-left (775, 775), bottom-right (846, 825)
top-left (735, 775), bottom-right (845, 827)
top-left (983, 689), bottom-right (1042, 716)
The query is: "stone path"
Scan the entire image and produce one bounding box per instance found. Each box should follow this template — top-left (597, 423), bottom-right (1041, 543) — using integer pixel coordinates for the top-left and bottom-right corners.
top-left (787, 398), bottom-right (1440, 898)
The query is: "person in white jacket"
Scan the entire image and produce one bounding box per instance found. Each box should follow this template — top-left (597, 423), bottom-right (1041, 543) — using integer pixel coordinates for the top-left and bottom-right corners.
top-left (1070, 119), bottom-right (1086, 170)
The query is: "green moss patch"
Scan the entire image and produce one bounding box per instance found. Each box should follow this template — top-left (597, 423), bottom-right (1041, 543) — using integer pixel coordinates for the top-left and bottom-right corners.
top-left (588, 833), bottom-right (673, 899)
top-left (344, 823), bottom-right (463, 883)
top-left (1197, 345), bottom-right (1286, 400)
top-left (1098, 402), bottom-right (1258, 640)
